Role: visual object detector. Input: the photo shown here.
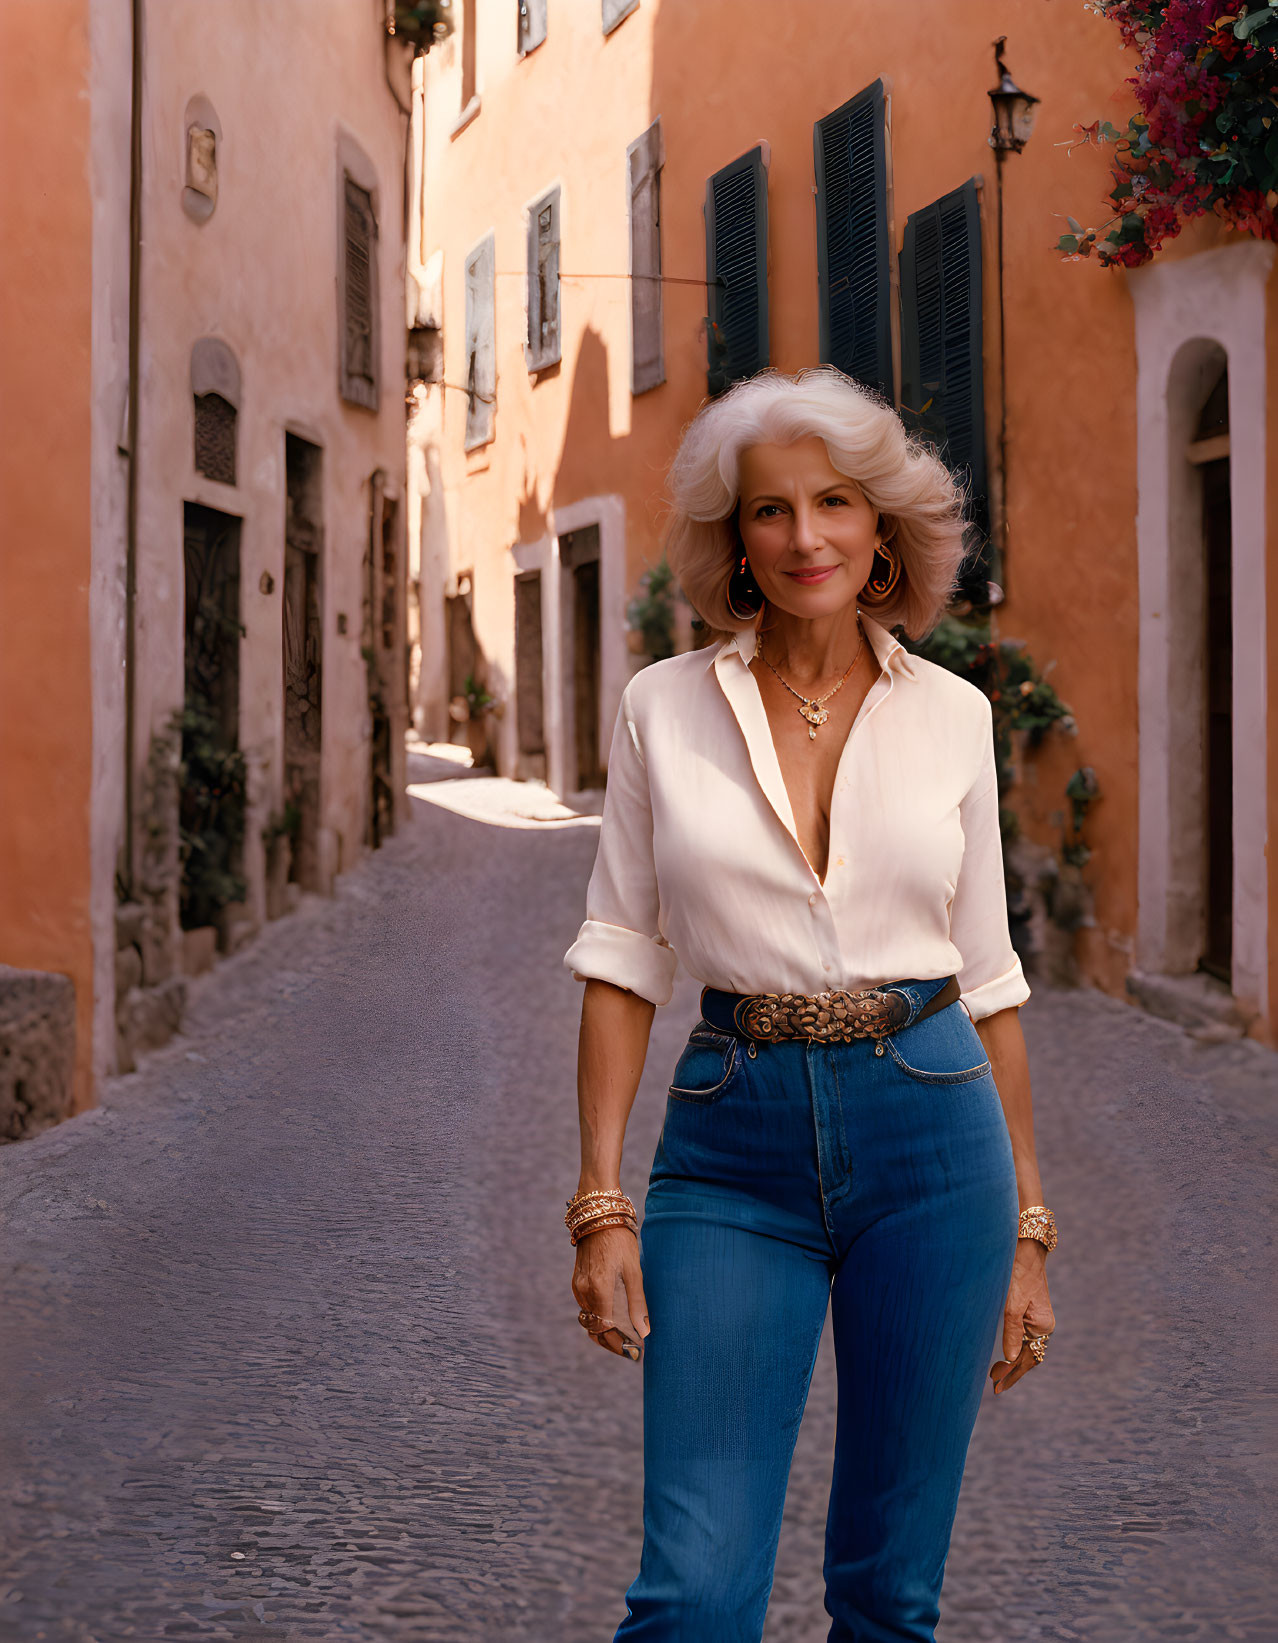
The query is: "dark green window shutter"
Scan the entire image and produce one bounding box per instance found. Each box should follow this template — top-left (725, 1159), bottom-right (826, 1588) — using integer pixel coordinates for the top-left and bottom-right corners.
top-left (704, 146), bottom-right (769, 397)
top-left (814, 80), bottom-right (892, 400)
top-left (900, 177), bottom-right (987, 534)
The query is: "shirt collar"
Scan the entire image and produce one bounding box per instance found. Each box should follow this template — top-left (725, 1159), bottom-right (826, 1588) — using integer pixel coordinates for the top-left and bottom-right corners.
top-left (714, 610), bottom-right (918, 679)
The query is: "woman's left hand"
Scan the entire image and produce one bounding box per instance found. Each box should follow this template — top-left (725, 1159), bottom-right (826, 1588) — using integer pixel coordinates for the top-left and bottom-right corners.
top-left (989, 1240), bottom-right (1055, 1394)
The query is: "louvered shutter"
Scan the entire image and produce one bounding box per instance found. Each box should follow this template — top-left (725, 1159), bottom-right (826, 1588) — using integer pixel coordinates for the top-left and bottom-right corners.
top-left (341, 176), bottom-right (378, 410)
top-left (526, 187), bottom-right (561, 372)
top-left (628, 119), bottom-right (664, 394)
top-left (464, 232), bottom-right (496, 449)
top-left (704, 146), bottom-right (769, 398)
top-left (814, 81), bottom-right (892, 400)
top-left (517, 0), bottom-right (547, 54)
top-left (900, 177), bottom-right (987, 532)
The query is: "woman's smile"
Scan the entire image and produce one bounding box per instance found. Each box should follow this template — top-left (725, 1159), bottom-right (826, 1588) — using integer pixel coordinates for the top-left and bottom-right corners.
top-left (783, 564), bottom-right (840, 585)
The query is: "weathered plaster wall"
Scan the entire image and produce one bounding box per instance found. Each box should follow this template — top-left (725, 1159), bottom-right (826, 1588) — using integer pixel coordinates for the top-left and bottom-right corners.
top-left (89, 0), bottom-right (134, 1096)
top-left (133, 0), bottom-right (408, 917)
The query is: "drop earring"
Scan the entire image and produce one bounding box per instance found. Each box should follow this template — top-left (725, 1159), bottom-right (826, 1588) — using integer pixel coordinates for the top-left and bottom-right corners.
top-left (726, 554), bottom-right (764, 621)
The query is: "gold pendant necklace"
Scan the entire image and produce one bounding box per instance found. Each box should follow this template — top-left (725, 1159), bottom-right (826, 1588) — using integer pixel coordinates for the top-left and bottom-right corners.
top-left (756, 623), bottom-right (865, 741)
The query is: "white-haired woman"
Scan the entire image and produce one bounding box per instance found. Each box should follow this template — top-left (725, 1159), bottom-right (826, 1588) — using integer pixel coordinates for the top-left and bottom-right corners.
top-left (563, 366), bottom-right (1056, 1643)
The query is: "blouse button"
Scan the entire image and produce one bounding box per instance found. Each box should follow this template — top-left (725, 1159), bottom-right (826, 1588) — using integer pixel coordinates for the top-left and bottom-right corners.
top-left (807, 893), bottom-right (818, 908)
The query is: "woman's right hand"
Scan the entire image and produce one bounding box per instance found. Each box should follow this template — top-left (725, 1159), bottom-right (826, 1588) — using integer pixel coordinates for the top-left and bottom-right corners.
top-left (571, 1223), bottom-right (650, 1361)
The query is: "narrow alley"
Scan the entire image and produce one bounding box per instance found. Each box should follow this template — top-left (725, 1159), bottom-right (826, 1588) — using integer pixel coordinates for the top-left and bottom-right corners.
top-left (0, 764), bottom-right (1272, 1643)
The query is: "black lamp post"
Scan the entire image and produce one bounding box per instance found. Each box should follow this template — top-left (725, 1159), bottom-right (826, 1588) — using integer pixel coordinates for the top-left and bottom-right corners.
top-left (985, 38), bottom-right (1038, 607)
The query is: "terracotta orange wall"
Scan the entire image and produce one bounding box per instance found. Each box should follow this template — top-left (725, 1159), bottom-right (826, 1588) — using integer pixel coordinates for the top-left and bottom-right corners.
top-left (424, 0), bottom-right (1154, 998)
top-left (0, 0), bottom-right (96, 1110)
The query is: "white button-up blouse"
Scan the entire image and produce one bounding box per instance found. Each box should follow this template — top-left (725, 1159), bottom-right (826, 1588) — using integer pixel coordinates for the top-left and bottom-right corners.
top-left (563, 611), bottom-right (1031, 1024)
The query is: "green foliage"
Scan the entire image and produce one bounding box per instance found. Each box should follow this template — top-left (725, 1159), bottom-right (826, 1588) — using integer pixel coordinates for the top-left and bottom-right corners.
top-left (175, 704), bottom-right (246, 930)
top-left (627, 558), bottom-right (679, 662)
top-left (900, 613), bottom-right (1100, 869)
top-left (462, 673), bottom-right (496, 716)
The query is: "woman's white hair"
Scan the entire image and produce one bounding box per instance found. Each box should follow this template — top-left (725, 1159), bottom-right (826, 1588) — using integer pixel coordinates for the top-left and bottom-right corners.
top-left (662, 365), bottom-right (971, 642)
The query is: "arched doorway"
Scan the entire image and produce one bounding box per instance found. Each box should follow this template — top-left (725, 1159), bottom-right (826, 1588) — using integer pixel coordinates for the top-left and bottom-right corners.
top-left (1190, 365), bottom-right (1232, 982)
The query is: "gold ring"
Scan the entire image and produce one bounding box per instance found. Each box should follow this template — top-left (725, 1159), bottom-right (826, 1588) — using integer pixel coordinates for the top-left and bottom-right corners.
top-left (1023, 1331), bottom-right (1050, 1365)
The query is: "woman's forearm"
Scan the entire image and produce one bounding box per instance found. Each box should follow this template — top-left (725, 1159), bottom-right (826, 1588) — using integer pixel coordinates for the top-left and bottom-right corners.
top-left (973, 1006), bottom-right (1044, 1210)
top-left (576, 978), bottom-right (657, 1190)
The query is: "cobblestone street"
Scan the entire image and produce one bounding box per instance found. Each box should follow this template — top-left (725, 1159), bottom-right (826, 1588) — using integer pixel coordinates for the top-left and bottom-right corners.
top-left (1, 761), bottom-right (1273, 1643)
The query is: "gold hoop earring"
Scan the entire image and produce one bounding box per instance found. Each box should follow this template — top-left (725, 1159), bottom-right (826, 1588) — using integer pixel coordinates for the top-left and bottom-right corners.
top-left (859, 540), bottom-right (901, 606)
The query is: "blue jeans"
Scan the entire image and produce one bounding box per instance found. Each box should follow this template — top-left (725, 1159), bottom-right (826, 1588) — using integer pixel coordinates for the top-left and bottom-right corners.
top-left (614, 977), bottom-right (1019, 1643)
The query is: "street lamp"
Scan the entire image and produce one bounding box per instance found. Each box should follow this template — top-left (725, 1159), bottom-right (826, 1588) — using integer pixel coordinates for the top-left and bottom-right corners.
top-left (986, 38), bottom-right (1038, 611)
top-left (988, 38), bottom-right (1040, 153)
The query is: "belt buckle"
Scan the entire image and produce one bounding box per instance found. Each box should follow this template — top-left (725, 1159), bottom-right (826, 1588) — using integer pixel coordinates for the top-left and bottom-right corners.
top-left (846, 986), bottom-right (908, 1040)
top-left (740, 987), bottom-right (908, 1043)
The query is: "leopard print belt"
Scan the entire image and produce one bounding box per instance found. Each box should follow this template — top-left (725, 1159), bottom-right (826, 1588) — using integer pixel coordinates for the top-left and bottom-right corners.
top-left (699, 975), bottom-right (961, 1045)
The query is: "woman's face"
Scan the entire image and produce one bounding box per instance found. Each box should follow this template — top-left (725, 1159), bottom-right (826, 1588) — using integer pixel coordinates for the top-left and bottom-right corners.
top-left (736, 435), bottom-right (881, 621)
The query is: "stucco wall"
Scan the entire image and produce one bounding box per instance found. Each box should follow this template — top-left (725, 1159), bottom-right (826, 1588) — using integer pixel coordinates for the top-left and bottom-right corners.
top-left (133, 0), bottom-right (409, 914)
top-left (0, 0), bottom-right (97, 1111)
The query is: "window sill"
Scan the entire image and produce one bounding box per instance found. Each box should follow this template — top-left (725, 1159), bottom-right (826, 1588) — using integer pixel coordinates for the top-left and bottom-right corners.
top-left (449, 95), bottom-right (481, 139)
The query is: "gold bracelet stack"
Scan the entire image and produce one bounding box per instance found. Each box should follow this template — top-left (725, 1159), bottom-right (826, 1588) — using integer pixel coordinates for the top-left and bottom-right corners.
top-left (565, 1187), bottom-right (638, 1246)
top-left (1018, 1204), bottom-right (1058, 1253)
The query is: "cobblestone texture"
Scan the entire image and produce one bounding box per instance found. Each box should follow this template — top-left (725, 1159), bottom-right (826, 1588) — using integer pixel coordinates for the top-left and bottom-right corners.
top-left (1, 768), bottom-right (1274, 1641)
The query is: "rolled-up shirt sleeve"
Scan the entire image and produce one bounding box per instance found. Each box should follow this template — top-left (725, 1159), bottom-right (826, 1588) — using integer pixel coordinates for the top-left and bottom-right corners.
top-left (563, 680), bottom-right (679, 1007)
top-left (950, 694), bottom-right (1032, 1023)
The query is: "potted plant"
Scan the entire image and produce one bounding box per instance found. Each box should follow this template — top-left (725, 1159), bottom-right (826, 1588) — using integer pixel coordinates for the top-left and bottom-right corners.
top-left (460, 673), bottom-right (498, 767)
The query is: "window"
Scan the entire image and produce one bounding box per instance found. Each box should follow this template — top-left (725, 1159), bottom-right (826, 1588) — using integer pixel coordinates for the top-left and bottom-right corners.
top-left (341, 175), bottom-right (379, 410)
top-left (704, 146), bottom-right (769, 397)
top-left (602, 0), bottom-right (639, 33)
top-left (628, 119), bottom-right (664, 395)
top-left (517, 0), bottom-right (547, 54)
top-left (525, 187), bottom-right (561, 372)
top-left (900, 177), bottom-right (987, 539)
top-left (464, 232), bottom-right (496, 449)
top-left (814, 81), bottom-right (892, 401)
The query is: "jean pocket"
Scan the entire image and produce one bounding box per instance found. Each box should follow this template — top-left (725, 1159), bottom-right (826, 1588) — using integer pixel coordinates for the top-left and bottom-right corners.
top-left (668, 1025), bottom-right (739, 1104)
top-left (882, 1011), bottom-right (992, 1085)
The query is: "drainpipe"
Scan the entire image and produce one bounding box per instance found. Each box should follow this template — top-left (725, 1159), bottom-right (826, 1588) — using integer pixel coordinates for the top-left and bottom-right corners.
top-left (122, 0), bottom-right (145, 898)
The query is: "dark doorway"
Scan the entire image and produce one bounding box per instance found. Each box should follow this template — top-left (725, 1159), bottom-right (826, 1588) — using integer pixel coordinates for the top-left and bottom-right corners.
top-left (560, 524), bottom-right (603, 791)
top-left (446, 572), bottom-right (485, 760)
top-left (365, 481), bottom-right (400, 847)
top-left (1197, 369), bottom-right (1232, 983)
top-left (181, 502), bottom-right (244, 931)
top-left (514, 570), bottom-right (546, 781)
top-left (284, 435), bottom-right (324, 890)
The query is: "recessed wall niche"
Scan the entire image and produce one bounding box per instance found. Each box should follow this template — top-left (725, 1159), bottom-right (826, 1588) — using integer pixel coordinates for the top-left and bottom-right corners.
top-left (191, 337), bottom-right (241, 486)
top-left (182, 94), bottom-right (222, 222)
